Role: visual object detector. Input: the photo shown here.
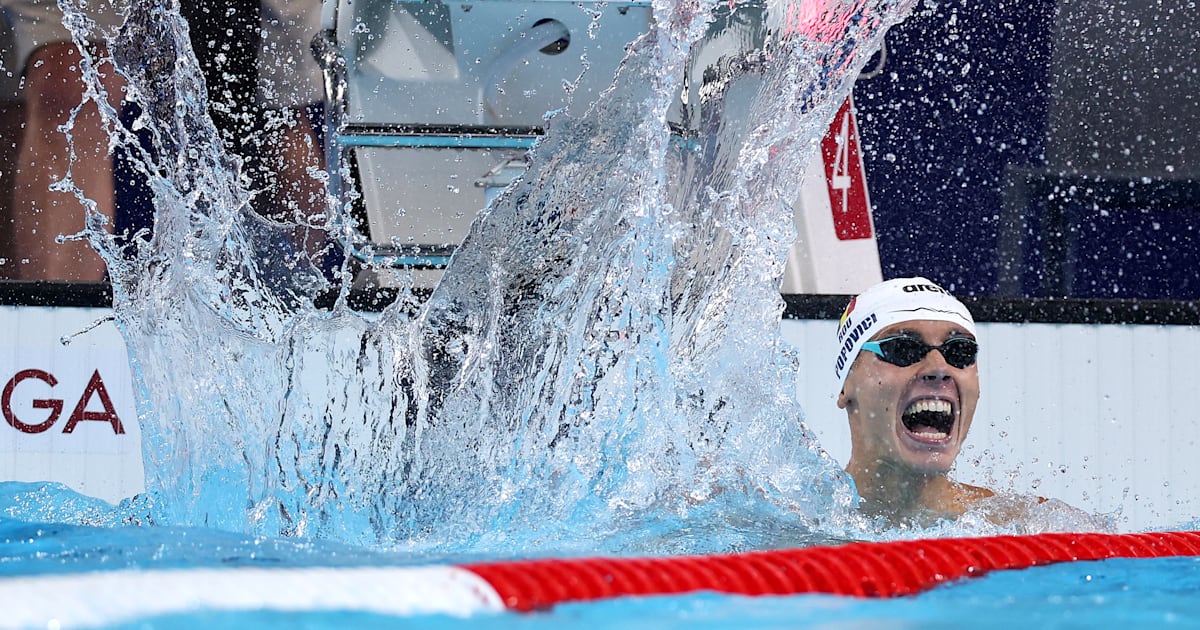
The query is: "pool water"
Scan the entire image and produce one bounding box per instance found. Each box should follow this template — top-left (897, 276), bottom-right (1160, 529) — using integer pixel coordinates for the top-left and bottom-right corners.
top-left (3, 484), bottom-right (1199, 628)
top-left (433, 558), bottom-right (1200, 629)
top-left (86, 559), bottom-right (1200, 629)
top-left (505, 558), bottom-right (1200, 629)
top-left (4, 508), bottom-right (1199, 628)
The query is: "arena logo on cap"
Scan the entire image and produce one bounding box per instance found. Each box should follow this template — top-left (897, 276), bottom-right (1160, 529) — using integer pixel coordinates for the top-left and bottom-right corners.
top-left (902, 282), bottom-right (951, 296)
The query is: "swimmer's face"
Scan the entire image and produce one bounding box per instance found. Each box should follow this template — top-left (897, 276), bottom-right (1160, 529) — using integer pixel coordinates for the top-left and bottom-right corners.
top-left (838, 319), bottom-right (980, 475)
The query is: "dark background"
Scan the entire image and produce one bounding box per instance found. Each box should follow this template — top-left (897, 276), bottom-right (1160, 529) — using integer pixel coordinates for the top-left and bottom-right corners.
top-left (853, 0), bottom-right (1198, 299)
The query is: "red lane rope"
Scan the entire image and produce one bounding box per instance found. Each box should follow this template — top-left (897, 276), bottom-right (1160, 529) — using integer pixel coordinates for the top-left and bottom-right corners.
top-left (465, 531), bottom-right (1200, 612)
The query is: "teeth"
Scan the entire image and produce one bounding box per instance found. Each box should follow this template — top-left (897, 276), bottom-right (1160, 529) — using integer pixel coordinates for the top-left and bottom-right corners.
top-left (904, 399), bottom-right (952, 416)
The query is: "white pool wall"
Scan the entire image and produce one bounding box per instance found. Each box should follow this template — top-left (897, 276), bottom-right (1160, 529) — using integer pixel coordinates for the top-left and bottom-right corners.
top-left (0, 306), bottom-right (144, 502)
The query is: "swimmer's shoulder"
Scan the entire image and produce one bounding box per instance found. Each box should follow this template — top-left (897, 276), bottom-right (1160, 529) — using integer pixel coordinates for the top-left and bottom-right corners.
top-left (959, 483), bottom-right (1055, 506)
top-left (916, 479), bottom-right (995, 517)
top-left (954, 481), bottom-right (994, 501)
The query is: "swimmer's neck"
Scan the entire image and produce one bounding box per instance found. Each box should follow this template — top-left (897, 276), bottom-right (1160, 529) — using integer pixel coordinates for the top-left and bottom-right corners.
top-left (846, 459), bottom-right (991, 524)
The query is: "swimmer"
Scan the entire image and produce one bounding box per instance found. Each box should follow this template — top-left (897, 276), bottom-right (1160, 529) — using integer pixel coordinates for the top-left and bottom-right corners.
top-left (833, 278), bottom-right (1114, 532)
top-left (834, 277), bottom-right (993, 525)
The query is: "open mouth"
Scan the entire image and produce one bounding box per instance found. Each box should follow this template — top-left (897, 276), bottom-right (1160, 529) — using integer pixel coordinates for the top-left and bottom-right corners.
top-left (901, 399), bottom-right (955, 441)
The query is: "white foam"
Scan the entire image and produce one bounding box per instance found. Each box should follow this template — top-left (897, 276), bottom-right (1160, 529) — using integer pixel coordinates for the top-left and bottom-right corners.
top-left (1, 565), bottom-right (504, 628)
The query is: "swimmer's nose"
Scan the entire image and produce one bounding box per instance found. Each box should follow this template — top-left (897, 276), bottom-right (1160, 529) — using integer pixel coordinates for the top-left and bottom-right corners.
top-left (919, 349), bottom-right (954, 380)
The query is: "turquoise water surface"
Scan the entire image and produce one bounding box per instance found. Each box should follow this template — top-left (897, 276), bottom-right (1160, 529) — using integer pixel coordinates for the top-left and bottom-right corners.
top-left (4, 504), bottom-right (1200, 628)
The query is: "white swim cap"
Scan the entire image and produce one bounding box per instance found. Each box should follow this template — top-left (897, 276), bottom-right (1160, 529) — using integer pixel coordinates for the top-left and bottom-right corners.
top-left (833, 277), bottom-right (976, 390)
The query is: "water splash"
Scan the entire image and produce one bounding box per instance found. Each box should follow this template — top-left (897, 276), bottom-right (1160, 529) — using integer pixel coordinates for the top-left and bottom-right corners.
top-left (59, 0), bottom-right (915, 553)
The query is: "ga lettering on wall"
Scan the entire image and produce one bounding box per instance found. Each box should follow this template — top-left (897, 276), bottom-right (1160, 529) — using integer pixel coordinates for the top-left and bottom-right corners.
top-left (3, 368), bottom-right (125, 435)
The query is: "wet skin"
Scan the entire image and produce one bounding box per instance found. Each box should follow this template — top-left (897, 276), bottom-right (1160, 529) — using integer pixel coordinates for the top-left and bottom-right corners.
top-left (838, 320), bottom-right (989, 521)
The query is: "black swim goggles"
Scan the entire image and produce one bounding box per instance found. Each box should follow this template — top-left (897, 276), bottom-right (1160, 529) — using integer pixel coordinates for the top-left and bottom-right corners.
top-left (860, 336), bottom-right (978, 369)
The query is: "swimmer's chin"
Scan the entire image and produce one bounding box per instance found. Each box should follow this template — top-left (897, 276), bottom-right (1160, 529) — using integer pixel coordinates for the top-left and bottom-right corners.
top-left (893, 420), bottom-right (961, 473)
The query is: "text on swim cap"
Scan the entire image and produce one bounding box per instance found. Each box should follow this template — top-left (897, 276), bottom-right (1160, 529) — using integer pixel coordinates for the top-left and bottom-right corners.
top-left (835, 313), bottom-right (877, 375)
top-left (902, 283), bottom-right (950, 295)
